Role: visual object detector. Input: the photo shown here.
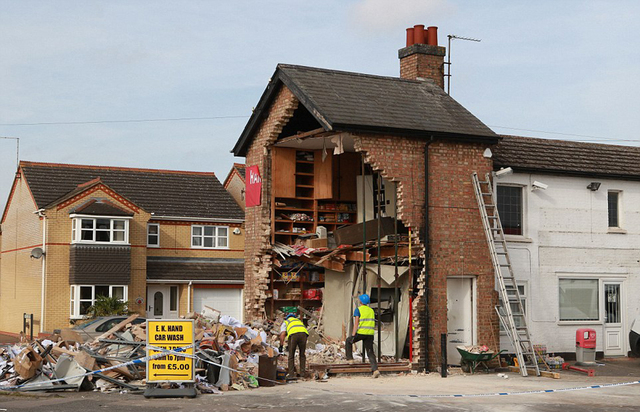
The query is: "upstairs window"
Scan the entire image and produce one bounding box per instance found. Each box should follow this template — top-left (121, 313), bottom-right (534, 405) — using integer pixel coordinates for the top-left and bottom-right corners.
top-left (496, 185), bottom-right (523, 236)
top-left (608, 191), bottom-right (621, 228)
top-left (147, 223), bottom-right (160, 247)
top-left (191, 225), bottom-right (229, 249)
top-left (71, 216), bottom-right (130, 244)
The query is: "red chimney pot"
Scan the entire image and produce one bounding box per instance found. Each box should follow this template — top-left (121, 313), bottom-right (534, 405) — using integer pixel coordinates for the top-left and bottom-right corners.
top-left (406, 27), bottom-right (415, 47)
top-left (427, 26), bottom-right (438, 46)
top-left (413, 24), bottom-right (425, 44)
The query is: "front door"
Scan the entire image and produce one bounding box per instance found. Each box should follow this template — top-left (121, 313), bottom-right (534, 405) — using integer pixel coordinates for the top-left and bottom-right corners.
top-left (447, 277), bottom-right (475, 365)
top-left (604, 281), bottom-right (625, 356)
top-left (147, 285), bottom-right (179, 319)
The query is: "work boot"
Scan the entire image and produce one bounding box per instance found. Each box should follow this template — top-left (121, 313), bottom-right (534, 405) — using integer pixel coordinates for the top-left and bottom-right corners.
top-left (372, 370), bottom-right (380, 379)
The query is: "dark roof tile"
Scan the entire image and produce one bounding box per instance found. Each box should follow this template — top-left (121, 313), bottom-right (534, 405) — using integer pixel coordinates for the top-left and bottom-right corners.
top-left (146, 257), bottom-right (244, 282)
top-left (493, 135), bottom-right (640, 179)
top-left (20, 162), bottom-right (244, 220)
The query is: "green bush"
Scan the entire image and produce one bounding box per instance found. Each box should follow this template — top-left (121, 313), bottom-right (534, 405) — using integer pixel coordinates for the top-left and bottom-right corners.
top-left (87, 295), bottom-right (129, 317)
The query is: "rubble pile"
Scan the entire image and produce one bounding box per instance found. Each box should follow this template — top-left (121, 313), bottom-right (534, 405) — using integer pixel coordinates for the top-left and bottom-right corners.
top-left (0, 306), bottom-right (351, 394)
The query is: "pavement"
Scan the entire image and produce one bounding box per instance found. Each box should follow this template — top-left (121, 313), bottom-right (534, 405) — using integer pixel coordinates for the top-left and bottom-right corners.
top-left (1, 357), bottom-right (639, 411)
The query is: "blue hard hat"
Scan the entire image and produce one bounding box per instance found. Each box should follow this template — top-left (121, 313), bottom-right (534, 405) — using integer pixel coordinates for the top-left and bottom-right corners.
top-left (285, 313), bottom-right (296, 319)
top-left (359, 294), bottom-right (370, 304)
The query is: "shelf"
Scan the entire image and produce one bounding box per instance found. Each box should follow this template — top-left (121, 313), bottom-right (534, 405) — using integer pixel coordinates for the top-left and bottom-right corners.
top-left (318, 209), bottom-right (357, 213)
top-left (274, 231), bottom-right (312, 235)
top-left (275, 207), bottom-right (314, 212)
top-left (296, 184), bottom-right (314, 188)
top-left (295, 172), bottom-right (314, 176)
top-left (296, 160), bottom-right (314, 164)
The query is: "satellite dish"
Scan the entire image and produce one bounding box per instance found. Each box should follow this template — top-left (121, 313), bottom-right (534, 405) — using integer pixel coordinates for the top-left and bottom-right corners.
top-left (30, 247), bottom-right (45, 259)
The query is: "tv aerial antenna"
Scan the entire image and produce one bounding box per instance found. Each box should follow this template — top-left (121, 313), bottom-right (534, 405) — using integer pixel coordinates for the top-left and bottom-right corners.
top-left (445, 34), bottom-right (481, 95)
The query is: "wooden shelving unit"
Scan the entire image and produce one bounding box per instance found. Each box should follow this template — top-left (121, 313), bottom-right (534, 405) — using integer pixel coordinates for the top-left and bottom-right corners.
top-left (268, 265), bottom-right (325, 318)
top-left (271, 148), bottom-right (357, 245)
top-left (268, 147), bottom-right (361, 317)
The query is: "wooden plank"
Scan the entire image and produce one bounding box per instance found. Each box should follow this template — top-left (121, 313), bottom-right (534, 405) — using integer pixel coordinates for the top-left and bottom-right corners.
top-left (508, 366), bottom-right (560, 379)
top-left (272, 147), bottom-right (296, 198)
top-left (314, 149), bottom-right (332, 199)
top-left (94, 314), bottom-right (140, 342)
top-left (345, 250), bottom-right (371, 261)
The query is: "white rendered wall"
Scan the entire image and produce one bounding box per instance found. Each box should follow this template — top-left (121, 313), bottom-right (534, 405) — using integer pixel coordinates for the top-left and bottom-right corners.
top-left (495, 172), bottom-right (640, 355)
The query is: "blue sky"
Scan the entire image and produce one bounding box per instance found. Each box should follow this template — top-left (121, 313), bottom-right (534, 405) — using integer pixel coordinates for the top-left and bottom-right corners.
top-left (1, 0), bottom-right (639, 206)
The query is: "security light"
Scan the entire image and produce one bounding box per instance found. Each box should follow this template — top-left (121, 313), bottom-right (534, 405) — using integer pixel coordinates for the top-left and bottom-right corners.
top-left (532, 181), bottom-right (548, 190)
top-left (587, 182), bottom-right (601, 191)
top-left (495, 167), bottom-right (513, 177)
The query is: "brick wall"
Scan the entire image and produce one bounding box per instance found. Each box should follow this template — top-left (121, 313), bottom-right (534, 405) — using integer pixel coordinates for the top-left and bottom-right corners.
top-left (427, 140), bottom-right (498, 367)
top-left (226, 173), bottom-right (246, 211)
top-left (243, 86), bottom-right (299, 320)
top-left (354, 136), bottom-right (497, 369)
top-left (0, 174), bottom-right (43, 333)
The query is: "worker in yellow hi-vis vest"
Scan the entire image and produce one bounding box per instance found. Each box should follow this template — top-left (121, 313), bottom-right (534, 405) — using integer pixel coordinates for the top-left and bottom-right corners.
top-left (345, 294), bottom-right (380, 378)
top-left (279, 313), bottom-right (309, 378)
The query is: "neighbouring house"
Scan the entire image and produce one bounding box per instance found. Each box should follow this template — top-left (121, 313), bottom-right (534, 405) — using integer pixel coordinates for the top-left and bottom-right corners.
top-left (232, 25), bottom-right (500, 370)
top-left (492, 136), bottom-right (640, 358)
top-left (0, 161), bottom-right (245, 335)
top-left (223, 163), bottom-right (246, 210)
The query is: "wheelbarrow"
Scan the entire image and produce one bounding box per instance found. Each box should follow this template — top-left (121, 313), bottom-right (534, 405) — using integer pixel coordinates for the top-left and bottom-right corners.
top-left (456, 346), bottom-right (505, 374)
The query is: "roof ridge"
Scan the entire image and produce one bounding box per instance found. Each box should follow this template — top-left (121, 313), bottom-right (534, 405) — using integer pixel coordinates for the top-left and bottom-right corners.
top-left (277, 63), bottom-right (430, 85)
top-left (19, 160), bottom-right (217, 176)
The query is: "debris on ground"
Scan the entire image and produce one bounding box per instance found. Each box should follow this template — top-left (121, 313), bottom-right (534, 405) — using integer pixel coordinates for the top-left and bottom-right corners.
top-left (0, 305), bottom-right (400, 394)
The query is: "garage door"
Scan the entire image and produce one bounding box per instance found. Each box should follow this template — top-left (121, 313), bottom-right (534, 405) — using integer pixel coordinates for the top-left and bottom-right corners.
top-left (193, 288), bottom-right (243, 322)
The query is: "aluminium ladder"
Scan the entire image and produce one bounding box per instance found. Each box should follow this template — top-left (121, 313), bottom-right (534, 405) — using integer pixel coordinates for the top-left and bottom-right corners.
top-left (472, 172), bottom-right (540, 377)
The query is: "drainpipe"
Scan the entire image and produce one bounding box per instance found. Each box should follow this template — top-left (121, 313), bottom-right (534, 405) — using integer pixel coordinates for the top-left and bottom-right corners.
top-left (423, 138), bottom-right (433, 371)
top-left (35, 209), bottom-right (46, 334)
top-left (187, 281), bottom-right (193, 313)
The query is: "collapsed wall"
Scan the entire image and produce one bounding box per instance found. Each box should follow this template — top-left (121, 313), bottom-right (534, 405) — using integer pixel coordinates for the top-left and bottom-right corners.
top-left (243, 87), bottom-right (299, 320)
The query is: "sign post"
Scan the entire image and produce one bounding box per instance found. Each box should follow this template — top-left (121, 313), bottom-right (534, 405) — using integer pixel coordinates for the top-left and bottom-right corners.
top-left (144, 319), bottom-right (197, 398)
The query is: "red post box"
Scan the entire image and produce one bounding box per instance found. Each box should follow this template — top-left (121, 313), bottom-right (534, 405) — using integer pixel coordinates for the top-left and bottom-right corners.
top-left (576, 328), bottom-right (596, 364)
top-left (576, 328), bottom-right (596, 349)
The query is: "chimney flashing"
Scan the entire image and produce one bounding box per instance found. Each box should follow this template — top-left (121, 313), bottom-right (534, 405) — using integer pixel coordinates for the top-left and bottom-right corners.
top-left (398, 43), bottom-right (446, 60)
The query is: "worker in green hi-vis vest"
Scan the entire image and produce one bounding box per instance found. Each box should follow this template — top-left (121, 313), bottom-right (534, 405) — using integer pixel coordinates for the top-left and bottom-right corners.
top-left (279, 313), bottom-right (309, 379)
top-left (345, 294), bottom-right (380, 378)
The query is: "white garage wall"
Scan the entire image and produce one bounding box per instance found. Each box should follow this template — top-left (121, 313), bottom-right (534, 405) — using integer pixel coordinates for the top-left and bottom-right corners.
top-left (193, 288), bottom-right (243, 322)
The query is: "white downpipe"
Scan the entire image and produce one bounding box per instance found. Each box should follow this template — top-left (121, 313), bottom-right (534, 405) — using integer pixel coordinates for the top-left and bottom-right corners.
top-left (39, 210), bottom-right (46, 333)
top-left (187, 281), bottom-right (193, 314)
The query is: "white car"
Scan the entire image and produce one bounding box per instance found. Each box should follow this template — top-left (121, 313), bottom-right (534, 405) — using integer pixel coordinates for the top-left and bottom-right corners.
top-left (630, 317), bottom-right (640, 357)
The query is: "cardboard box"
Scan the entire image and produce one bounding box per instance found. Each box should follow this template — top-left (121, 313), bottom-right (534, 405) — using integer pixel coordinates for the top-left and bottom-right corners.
top-left (14, 346), bottom-right (43, 379)
top-left (305, 237), bottom-right (328, 248)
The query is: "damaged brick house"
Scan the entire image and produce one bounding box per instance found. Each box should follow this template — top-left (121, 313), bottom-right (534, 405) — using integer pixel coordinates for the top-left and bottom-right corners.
top-left (232, 26), bottom-right (501, 369)
top-left (0, 161), bottom-right (244, 334)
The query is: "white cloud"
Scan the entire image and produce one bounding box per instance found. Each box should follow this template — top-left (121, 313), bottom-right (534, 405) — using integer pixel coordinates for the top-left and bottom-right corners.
top-left (348, 0), bottom-right (456, 34)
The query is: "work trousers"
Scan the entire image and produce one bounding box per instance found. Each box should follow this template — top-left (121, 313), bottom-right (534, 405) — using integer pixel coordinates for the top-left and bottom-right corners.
top-left (345, 333), bottom-right (378, 371)
top-left (288, 332), bottom-right (307, 376)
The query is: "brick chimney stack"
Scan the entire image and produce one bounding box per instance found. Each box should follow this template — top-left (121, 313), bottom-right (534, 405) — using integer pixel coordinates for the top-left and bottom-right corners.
top-left (399, 25), bottom-right (446, 88)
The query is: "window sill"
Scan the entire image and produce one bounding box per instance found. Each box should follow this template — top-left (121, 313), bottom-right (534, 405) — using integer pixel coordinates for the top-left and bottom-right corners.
top-left (502, 236), bottom-right (533, 243)
top-left (72, 242), bottom-right (131, 246)
top-left (607, 228), bottom-right (627, 234)
top-left (147, 245), bottom-right (160, 248)
top-left (557, 321), bottom-right (602, 326)
top-left (191, 247), bottom-right (230, 250)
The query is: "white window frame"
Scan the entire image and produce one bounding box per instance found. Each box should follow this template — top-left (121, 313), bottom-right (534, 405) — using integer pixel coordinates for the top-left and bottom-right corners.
top-left (147, 223), bottom-right (160, 247)
top-left (191, 225), bottom-right (229, 249)
top-left (70, 285), bottom-right (128, 319)
top-left (607, 190), bottom-right (625, 233)
top-left (495, 184), bottom-right (526, 238)
top-left (558, 277), bottom-right (600, 324)
top-left (70, 214), bottom-right (131, 245)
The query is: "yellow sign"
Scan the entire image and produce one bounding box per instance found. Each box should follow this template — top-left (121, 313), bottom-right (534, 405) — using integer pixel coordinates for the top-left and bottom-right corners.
top-left (146, 319), bottom-right (195, 383)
